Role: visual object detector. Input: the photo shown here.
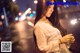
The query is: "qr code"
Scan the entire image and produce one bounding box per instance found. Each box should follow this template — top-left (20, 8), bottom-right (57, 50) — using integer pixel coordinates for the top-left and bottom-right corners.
top-left (1, 41), bottom-right (12, 52)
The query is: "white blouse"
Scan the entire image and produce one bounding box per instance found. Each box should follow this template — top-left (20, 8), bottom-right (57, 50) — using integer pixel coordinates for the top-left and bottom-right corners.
top-left (34, 19), bottom-right (70, 53)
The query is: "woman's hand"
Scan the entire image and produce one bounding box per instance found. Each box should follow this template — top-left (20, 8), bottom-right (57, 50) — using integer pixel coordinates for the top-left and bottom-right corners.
top-left (60, 34), bottom-right (75, 44)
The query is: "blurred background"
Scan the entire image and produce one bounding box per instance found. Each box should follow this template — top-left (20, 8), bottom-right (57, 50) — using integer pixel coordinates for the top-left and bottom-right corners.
top-left (0, 0), bottom-right (80, 53)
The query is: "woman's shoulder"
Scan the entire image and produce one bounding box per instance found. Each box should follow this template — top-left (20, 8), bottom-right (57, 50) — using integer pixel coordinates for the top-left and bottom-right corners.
top-left (34, 21), bottom-right (45, 29)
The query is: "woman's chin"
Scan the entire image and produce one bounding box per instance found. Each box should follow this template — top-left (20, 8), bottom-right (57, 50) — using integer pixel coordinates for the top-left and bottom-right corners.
top-left (46, 15), bottom-right (51, 18)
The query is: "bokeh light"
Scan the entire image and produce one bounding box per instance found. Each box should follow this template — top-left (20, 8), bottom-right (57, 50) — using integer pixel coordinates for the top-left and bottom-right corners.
top-left (70, 19), bottom-right (78, 25)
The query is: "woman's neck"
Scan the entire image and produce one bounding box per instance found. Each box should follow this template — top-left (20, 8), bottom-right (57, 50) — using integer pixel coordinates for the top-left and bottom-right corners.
top-left (40, 16), bottom-right (47, 21)
top-left (40, 16), bottom-right (52, 25)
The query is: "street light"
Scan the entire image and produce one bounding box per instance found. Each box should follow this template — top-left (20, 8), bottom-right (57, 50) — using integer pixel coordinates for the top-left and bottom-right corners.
top-left (27, 21), bottom-right (34, 27)
top-left (1, 15), bottom-right (4, 20)
top-left (34, 0), bottom-right (38, 4)
top-left (63, 0), bottom-right (66, 2)
top-left (15, 17), bottom-right (19, 21)
top-left (18, 12), bottom-right (22, 16)
top-left (12, 0), bottom-right (16, 2)
top-left (19, 8), bottom-right (31, 21)
top-left (70, 19), bottom-right (78, 25)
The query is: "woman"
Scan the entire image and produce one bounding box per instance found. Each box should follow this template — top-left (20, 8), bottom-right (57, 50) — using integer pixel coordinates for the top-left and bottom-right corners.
top-left (34, 0), bottom-right (75, 53)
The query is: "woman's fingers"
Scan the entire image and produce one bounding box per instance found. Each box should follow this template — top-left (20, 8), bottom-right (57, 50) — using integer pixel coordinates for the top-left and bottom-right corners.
top-left (61, 34), bottom-right (75, 44)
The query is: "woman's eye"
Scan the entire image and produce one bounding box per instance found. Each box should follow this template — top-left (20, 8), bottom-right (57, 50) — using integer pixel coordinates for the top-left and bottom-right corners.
top-left (49, 6), bottom-right (51, 8)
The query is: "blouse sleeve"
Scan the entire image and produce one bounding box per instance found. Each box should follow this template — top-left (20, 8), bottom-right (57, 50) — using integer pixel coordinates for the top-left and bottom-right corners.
top-left (34, 25), bottom-right (60, 52)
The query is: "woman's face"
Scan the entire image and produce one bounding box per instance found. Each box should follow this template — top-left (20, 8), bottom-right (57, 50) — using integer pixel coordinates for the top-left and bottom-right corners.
top-left (46, 5), bottom-right (54, 17)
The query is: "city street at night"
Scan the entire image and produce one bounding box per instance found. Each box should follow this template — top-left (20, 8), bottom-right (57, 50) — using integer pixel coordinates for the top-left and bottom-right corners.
top-left (0, 0), bottom-right (80, 53)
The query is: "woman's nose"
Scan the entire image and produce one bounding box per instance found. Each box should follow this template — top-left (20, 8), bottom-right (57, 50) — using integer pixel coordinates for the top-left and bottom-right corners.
top-left (51, 8), bottom-right (53, 12)
top-left (52, 6), bottom-right (54, 12)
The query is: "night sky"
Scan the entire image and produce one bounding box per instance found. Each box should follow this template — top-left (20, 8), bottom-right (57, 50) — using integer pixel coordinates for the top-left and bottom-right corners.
top-left (16, 0), bottom-right (36, 12)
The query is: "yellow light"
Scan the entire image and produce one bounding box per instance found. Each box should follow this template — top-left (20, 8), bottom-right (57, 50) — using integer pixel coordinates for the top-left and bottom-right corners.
top-left (18, 12), bottom-right (22, 16)
top-left (1, 15), bottom-right (4, 19)
top-left (12, 0), bottom-right (16, 2)
top-left (27, 21), bottom-right (34, 27)
top-left (34, 0), bottom-right (38, 4)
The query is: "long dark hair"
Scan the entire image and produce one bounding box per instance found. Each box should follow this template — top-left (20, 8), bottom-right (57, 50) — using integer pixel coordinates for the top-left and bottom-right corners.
top-left (34, 0), bottom-right (66, 34)
top-left (34, 0), bottom-right (55, 24)
top-left (34, 0), bottom-right (60, 28)
top-left (34, 0), bottom-right (67, 52)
